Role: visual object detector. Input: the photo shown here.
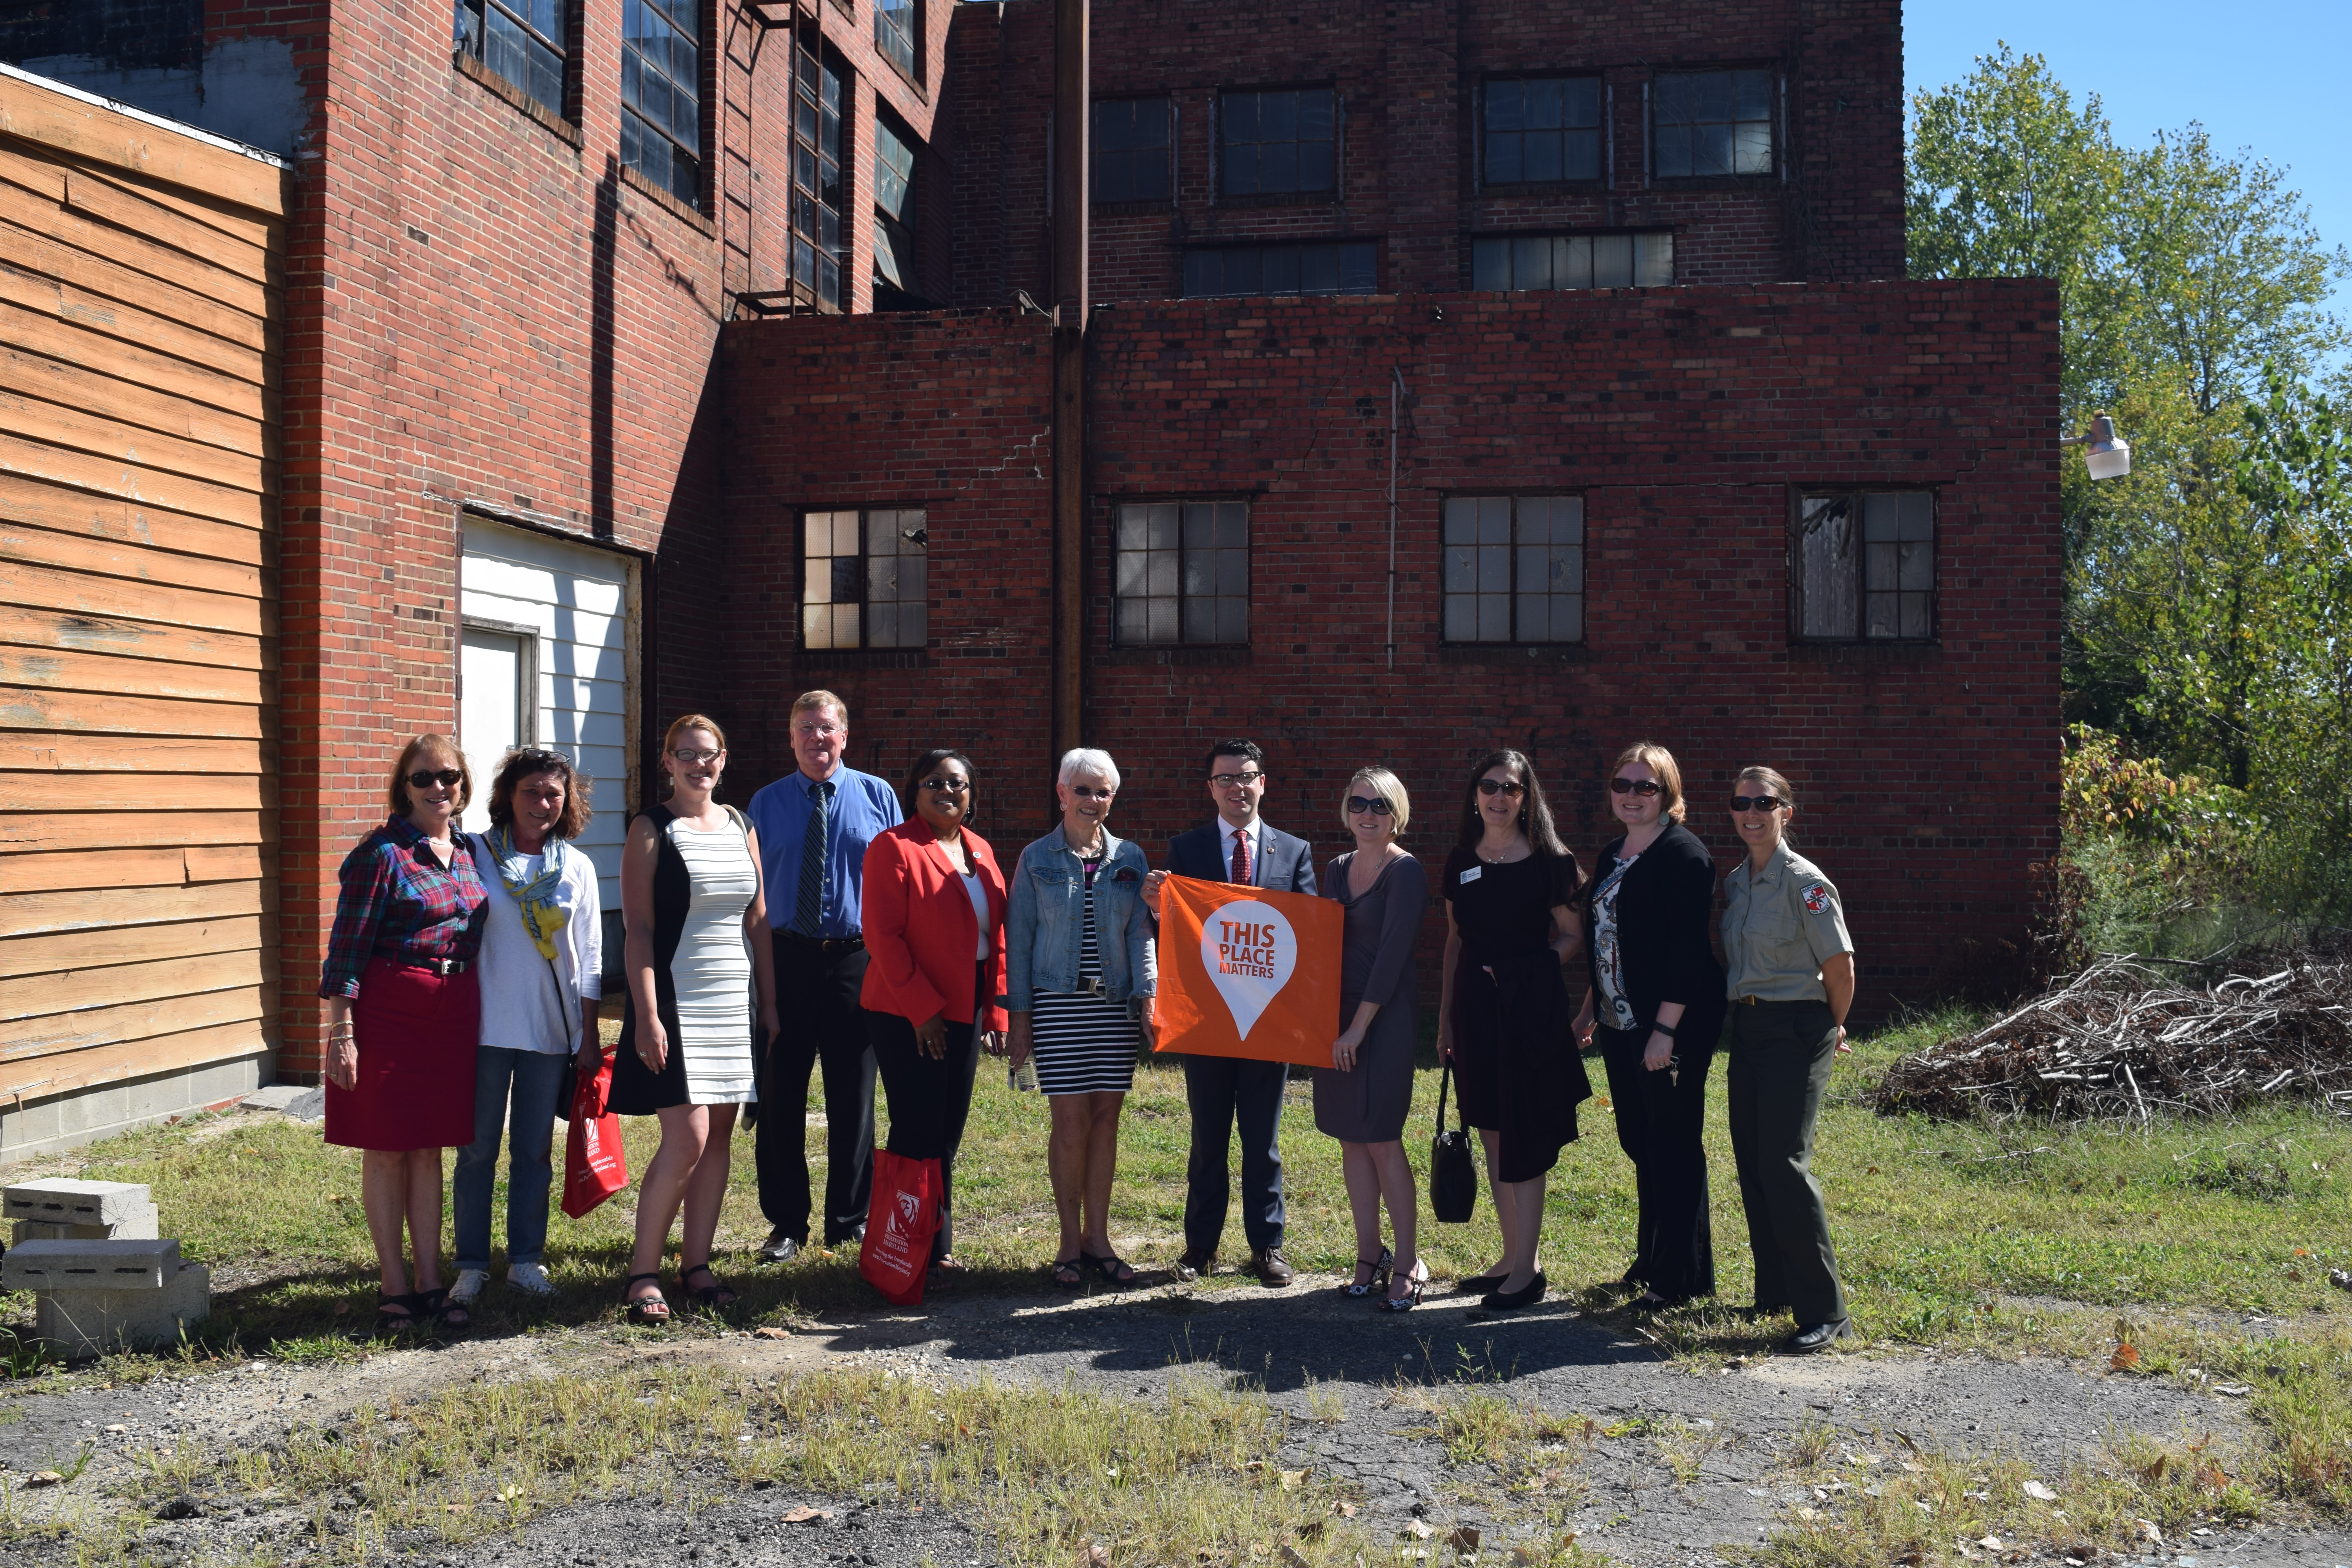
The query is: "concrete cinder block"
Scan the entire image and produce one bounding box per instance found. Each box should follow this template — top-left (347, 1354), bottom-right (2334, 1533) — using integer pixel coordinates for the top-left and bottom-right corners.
top-left (34, 1262), bottom-right (210, 1357)
top-left (0, 1238), bottom-right (180, 1292)
top-left (3, 1179), bottom-right (153, 1227)
top-left (7, 1203), bottom-right (160, 1245)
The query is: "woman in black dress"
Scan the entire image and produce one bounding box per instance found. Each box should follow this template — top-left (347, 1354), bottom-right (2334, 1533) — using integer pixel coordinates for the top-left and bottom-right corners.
top-left (1436, 749), bottom-right (1590, 1310)
top-left (1573, 742), bottom-right (1727, 1309)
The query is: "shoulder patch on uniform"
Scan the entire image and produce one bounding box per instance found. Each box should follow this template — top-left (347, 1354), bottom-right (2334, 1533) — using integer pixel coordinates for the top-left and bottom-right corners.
top-left (1802, 882), bottom-right (1832, 914)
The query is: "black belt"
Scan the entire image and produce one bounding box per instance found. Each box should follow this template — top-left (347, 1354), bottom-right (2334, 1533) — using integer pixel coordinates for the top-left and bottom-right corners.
top-left (778, 931), bottom-right (864, 954)
top-left (393, 957), bottom-right (470, 976)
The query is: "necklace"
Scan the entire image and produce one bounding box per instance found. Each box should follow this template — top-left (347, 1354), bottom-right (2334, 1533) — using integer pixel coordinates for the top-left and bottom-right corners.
top-left (1476, 838), bottom-right (1524, 865)
top-left (1069, 831), bottom-right (1107, 860)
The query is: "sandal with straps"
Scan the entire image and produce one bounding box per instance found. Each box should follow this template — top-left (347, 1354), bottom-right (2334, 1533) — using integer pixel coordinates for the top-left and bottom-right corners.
top-left (681, 1263), bottom-right (737, 1309)
top-left (416, 1285), bottom-right (470, 1331)
top-left (373, 1291), bottom-right (426, 1335)
top-left (1078, 1250), bottom-right (1136, 1286)
top-left (1341, 1246), bottom-right (1394, 1299)
top-left (1048, 1257), bottom-right (1084, 1289)
top-left (1379, 1261), bottom-right (1429, 1313)
top-left (622, 1272), bottom-right (671, 1326)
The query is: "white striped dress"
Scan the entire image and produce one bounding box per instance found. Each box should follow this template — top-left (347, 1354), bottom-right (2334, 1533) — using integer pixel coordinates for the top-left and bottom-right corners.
top-left (664, 814), bottom-right (760, 1105)
top-left (1029, 854), bottom-right (1140, 1094)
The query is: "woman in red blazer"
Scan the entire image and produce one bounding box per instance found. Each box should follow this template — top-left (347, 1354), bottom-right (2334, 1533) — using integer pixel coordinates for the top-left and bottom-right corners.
top-left (859, 747), bottom-right (1009, 1281)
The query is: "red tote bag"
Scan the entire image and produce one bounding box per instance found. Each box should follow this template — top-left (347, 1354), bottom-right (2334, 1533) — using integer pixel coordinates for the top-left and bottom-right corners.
top-left (561, 1054), bottom-right (630, 1220)
top-left (858, 1149), bottom-right (941, 1306)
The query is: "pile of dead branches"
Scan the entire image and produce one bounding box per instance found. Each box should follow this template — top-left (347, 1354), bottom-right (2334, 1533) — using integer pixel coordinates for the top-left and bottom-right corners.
top-left (1873, 953), bottom-right (2352, 1124)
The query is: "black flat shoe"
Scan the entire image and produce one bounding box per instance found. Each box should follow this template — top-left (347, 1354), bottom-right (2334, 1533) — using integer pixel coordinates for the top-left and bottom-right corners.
top-left (1779, 1318), bottom-right (1852, 1355)
top-left (1454, 1271), bottom-right (1506, 1294)
top-left (1480, 1272), bottom-right (1547, 1311)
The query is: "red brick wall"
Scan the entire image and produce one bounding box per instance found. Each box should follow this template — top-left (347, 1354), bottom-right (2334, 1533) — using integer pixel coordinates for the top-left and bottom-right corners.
top-left (236, 0), bottom-right (955, 1071)
top-left (946, 0), bottom-right (1906, 310)
top-left (722, 279), bottom-right (2062, 1016)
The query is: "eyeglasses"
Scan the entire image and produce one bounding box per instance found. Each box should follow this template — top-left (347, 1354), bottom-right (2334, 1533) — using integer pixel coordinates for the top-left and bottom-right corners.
top-left (406, 768), bottom-right (464, 790)
top-left (1345, 796), bottom-right (1394, 816)
top-left (1068, 786), bottom-right (1116, 802)
top-left (793, 722), bottom-right (843, 739)
top-left (1730, 795), bottom-right (1786, 813)
top-left (1209, 771), bottom-right (1264, 789)
top-left (1475, 779), bottom-right (1526, 798)
top-left (1610, 777), bottom-right (1664, 798)
top-left (670, 748), bottom-right (722, 765)
top-left (919, 777), bottom-right (970, 794)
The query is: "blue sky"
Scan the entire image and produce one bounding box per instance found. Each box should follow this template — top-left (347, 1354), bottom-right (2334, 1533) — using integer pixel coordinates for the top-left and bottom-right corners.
top-left (1906, 2), bottom-right (2352, 319)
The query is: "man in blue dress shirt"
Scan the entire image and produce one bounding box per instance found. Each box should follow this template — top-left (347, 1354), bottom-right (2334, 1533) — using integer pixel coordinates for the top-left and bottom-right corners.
top-left (1144, 739), bottom-right (1317, 1286)
top-left (745, 690), bottom-right (902, 1260)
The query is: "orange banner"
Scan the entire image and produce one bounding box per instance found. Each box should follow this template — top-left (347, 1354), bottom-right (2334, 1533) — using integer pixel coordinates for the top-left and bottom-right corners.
top-left (1152, 874), bottom-right (1345, 1069)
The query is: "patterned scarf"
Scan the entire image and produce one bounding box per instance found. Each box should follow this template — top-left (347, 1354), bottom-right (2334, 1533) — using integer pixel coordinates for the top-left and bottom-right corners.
top-left (487, 823), bottom-right (570, 961)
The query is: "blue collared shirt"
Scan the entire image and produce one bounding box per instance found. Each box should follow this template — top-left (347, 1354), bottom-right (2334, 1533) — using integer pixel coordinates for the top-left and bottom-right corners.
top-left (744, 765), bottom-right (903, 938)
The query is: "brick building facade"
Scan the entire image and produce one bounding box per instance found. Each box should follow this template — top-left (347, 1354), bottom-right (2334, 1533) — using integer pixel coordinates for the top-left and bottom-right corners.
top-left (0, 0), bottom-right (2059, 1146)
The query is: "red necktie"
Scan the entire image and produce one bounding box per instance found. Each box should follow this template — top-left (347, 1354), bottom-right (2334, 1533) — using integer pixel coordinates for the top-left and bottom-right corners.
top-left (1231, 828), bottom-right (1252, 886)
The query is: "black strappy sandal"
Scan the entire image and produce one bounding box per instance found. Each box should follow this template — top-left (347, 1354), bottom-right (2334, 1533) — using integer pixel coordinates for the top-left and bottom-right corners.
top-left (1078, 1250), bottom-right (1136, 1285)
top-left (622, 1272), bottom-right (671, 1326)
top-left (417, 1286), bottom-right (470, 1331)
top-left (373, 1292), bottom-right (425, 1334)
top-left (681, 1263), bottom-right (738, 1309)
top-left (1048, 1257), bottom-right (1084, 1289)
top-left (1341, 1246), bottom-right (1394, 1299)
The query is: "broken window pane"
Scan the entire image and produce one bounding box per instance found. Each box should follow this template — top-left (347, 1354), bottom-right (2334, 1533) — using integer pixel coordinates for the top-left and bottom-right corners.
top-left (1653, 68), bottom-right (1773, 179)
top-left (1803, 491), bottom-right (1934, 641)
top-left (622, 0), bottom-right (700, 205)
top-left (1114, 499), bottom-right (1249, 645)
top-left (1442, 496), bottom-right (1585, 643)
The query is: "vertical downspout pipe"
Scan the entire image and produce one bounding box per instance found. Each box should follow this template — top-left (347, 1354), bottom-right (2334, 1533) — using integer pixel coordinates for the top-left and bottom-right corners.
top-left (1051, 0), bottom-right (1089, 768)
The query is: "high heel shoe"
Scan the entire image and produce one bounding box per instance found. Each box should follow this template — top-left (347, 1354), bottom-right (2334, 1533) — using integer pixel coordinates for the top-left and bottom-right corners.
top-left (1377, 1260), bottom-right (1428, 1312)
top-left (1341, 1245), bottom-right (1394, 1299)
top-left (1479, 1271), bottom-right (1547, 1311)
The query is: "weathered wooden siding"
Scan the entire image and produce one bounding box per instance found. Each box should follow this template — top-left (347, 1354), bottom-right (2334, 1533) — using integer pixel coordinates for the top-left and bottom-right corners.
top-left (0, 65), bottom-right (283, 1149)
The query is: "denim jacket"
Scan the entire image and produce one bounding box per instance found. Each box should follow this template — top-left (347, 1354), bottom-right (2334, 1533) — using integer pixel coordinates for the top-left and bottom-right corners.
top-left (1003, 827), bottom-right (1156, 1011)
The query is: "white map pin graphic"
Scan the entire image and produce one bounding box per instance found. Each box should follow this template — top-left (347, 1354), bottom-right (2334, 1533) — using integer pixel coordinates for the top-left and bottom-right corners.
top-left (1200, 900), bottom-right (1296, 1041)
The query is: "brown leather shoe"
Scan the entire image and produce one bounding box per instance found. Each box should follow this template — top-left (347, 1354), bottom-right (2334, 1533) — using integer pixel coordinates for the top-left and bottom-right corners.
top-left (1173, 1250), bottom-right (1212, 1281)
top-left (1250, 1247), bottom-right (1294, 1287)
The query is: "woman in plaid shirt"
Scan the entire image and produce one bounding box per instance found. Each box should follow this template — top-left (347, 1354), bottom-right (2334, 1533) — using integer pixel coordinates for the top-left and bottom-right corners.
top-left (319, 734), bottom-right (490, 1332)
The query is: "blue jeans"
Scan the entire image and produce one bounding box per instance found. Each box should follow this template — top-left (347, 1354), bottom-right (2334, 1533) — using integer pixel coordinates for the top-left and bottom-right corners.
top-left (452, 1047), bottom-right (570, 1272)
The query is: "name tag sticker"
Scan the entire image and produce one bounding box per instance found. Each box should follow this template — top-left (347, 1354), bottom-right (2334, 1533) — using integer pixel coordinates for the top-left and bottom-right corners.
top-left (1459, 865), bottom-right (1483, 884)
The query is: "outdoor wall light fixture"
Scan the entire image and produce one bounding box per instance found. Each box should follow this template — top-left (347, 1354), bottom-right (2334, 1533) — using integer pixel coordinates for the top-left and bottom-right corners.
top-left (2062, 411), bottom-right (2132, 480)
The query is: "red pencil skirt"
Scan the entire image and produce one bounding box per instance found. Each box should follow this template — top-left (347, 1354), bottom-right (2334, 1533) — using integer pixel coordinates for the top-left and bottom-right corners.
top-left (325, 957), bottom-right (481, 1152)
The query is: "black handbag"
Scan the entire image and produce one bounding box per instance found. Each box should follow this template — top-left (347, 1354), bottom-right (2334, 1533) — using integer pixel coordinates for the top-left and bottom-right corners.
top-left (1428, 1063), bottom-right (1478, 1223)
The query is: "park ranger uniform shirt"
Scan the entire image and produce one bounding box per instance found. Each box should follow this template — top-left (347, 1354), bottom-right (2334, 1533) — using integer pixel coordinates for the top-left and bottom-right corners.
top-left (1720, 841), bottom-right (1855, 1003)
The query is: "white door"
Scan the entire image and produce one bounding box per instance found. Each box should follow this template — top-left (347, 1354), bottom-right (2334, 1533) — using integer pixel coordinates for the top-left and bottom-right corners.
top-left (459, 626), bottom-right (530, 835)
top-left (457, 519), bottom-right (638, 928)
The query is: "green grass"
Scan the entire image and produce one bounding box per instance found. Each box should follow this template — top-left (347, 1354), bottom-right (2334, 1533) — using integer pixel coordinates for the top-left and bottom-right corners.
top-left (12, 1009), bottom-right (2342, 1359)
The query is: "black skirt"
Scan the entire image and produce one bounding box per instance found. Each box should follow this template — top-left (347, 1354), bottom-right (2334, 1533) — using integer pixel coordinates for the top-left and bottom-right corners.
top-left (1448, 944), bottom-right (1592, 1182)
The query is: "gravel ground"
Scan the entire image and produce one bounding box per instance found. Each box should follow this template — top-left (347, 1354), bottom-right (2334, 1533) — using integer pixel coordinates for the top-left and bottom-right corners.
top-left (1, 1271), bottom-right (2347, 1567)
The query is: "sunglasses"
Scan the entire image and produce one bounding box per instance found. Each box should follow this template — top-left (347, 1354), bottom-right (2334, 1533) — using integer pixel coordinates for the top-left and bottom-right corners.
top-left (406, 768), bottom-right (464, 790)
top-left (1475, 779), bottom-right (1526, 798)
top-left (1068, 786), bottom-right (1115, 802)
top-left (1610, 777), bottom-right (1663, 798)
top-left (670, 748), bottom-right (722, 765)
top-left (919, 777), bottom-right (970, 794)
top-left (1730, 795), bottom-right (1786, 813)
top-left (1345, 796), bottom-right (1393, 816)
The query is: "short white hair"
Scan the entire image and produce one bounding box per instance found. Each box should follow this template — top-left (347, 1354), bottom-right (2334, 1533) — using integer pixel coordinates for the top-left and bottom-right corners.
top-left (1057, 748), bottom-right (1121, 792)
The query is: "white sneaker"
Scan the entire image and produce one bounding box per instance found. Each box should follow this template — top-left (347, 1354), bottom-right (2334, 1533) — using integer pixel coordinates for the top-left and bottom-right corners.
top-left (447, 1269), bottom-right (489, 1305)
top-left (506, 1261), bottom-right (557, 1297)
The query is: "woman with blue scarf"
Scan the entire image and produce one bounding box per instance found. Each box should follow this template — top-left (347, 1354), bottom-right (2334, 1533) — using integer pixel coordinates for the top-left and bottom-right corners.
top-left (452, 747), bottom-right (605, 1308)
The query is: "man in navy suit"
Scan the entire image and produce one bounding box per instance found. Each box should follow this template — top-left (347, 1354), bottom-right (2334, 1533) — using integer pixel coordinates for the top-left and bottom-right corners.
top-left (1144, 739), bottom-right (1317, 1285)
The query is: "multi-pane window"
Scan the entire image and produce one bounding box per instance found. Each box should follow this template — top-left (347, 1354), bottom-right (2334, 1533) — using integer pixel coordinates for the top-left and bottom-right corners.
top-left (1472, 232), bottom-right (1673, 291)
top-left (873, 116), bottom-right (919, 301)
top-left (456, 0), bottom-right (567, 118)
top-left (1653, 68), bottom-right (1773, 178)
top-left (1094, 98), bottom-right (1171, 203)
top-left (1442, 496), bottom-right (1585, 644)
top-left (1219, 88), bottom-right (1336, 198)
top-left (1115, 501), bottom-right (1250, 646)
top-left (803, 510), bottom-right (928, 650)
top-left (621, 0), bottom-right (700, 205)
top-left (791, 42), bottom-right (844, 310)
top-left (1183, 241), bottom-right (1376, 299)
top-left (1483, 77), bottom-right (1601, 184)
top-left (875, 0), bottom-right (916, 78)
top-left (1794, 492), bottom-right (1936, 641)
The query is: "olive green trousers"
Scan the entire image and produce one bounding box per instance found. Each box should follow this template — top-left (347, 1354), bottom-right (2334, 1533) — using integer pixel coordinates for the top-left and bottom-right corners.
top-left (1726, 999), bottom-right (1848, 1326)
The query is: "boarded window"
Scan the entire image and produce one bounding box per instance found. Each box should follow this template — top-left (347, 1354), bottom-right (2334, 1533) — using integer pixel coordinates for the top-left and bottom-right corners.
top-left (1653, 69), bottom-right (1773, 178)
top-left (1471, 232), bottom-right (1672, 290)
top-left (621, 0), bottom-right (701, 205)
top-left (803, 510), bottom-right (927, 650)
top-left (1483, 77), bottom-right (1601, 184)
top-left (458, 0), bottom-right (568, 118)
top-left (1115, 501), bottom-right (1249, 646)
top-left (1182, 241), bottom-right (1376, 298)
top-left (1442, 497), bottom-right (1585, 644)
top-left (1095, 98), bottom-right (1172, 203)
top-left (1795, 492), bottom-right (1936, 641)
top-left (1220, 88), bottom-right (1336, 197)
